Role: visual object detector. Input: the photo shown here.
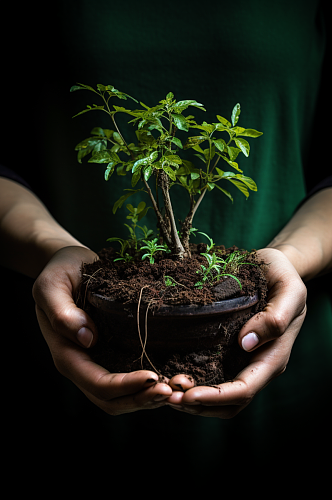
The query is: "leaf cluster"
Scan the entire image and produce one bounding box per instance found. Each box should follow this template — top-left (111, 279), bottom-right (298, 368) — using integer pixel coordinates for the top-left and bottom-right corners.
top-left (195, 246), bottom-right (256, 289)
top-left (71, 83), bottom-right (262, 209)
top-left (71, 83), bottom-right (263, 259)
top-left (107, 202), bottom-right (153, 258)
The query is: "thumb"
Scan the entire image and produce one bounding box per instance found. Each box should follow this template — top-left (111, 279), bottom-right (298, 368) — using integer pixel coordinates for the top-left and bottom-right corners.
top-left (33, 246), bottom-right (98, 348)
top-left (238, 251), bottom-right (307, 352)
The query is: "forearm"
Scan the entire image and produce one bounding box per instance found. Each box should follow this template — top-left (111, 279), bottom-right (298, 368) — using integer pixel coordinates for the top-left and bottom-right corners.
top-left (0, 178), bottom-right (86, 278)
top-left (267, 187), bottom-right (332, 281)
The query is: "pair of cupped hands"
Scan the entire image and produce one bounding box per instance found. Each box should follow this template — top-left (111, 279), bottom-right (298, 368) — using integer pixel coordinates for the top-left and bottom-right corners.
top-left (32, 245), bottom-right (307, 419)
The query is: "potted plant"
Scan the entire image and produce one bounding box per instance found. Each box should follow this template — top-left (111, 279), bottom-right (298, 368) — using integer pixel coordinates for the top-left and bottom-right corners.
top-left (71, 83), bottom-right (268, 386)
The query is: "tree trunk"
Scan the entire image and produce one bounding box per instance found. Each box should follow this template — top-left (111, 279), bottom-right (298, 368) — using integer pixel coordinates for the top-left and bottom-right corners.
top-left (159, 171), bottom-right (188, 259)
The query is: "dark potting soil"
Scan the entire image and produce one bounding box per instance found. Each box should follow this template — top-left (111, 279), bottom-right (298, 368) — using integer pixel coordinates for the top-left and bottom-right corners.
top-left (77, 245), bottom-right (268, 386)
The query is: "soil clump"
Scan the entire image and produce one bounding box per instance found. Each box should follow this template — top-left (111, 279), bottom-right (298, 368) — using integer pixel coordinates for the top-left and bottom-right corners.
top-left (77, 245), bottom-right (268, 386)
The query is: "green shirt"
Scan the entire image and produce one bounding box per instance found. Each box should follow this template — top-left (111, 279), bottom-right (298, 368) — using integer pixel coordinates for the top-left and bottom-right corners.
top-left (42, 0), bottom-right (331, 458)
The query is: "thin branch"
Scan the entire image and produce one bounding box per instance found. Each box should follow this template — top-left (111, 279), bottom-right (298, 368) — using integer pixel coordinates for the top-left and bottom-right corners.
top-left (142, 176), bottom-right (172, 246)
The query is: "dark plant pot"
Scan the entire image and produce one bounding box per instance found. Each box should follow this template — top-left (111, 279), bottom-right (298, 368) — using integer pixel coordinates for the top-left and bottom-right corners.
top-left (87, 291), bottom-right (259, 354)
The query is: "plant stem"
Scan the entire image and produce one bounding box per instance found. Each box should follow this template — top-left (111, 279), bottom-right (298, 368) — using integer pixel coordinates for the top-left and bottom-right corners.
top-left (142, 176), bottom-right (172, 247)
top-left (159, 172), bottom-right (186, 257)
top-left (111, 114), bottom-right (135, 161)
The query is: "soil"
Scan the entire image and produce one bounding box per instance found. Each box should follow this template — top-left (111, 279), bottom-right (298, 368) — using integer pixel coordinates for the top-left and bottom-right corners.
top-left (77, 244), bottom-right (268, 386)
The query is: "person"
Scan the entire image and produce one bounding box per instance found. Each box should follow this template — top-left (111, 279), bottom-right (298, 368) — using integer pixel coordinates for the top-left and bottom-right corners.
top-left (1, 164), bottom-right (331, 418)
top-left (1, 2), bottom-right (331, 466)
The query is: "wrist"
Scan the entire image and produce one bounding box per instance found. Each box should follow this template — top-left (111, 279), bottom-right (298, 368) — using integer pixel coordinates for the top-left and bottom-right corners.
top-left (267, 233), bottom-right (324, 282)
top-left (30, 219), bottom-right (87, 276)
top-left (267, 243), bottom-right (306, 274)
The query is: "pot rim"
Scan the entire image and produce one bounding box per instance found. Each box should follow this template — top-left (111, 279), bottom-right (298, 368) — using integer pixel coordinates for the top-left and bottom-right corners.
top-left (87, 291), bottom-right (259, 318)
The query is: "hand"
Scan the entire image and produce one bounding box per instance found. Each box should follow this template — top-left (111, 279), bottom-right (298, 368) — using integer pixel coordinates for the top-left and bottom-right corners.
top-left (166, 247), bottom-right (307, 418)
top-left (32, 246), bottom-right (171, 415)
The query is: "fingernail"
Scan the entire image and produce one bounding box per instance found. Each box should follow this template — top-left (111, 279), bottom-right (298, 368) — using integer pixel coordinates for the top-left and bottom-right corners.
top-left (144, 377), bottom-right (158, 386)
top-left (77, 327), bottom-right (94, 348)
top-left (242, 332), bottom-right (259, 352)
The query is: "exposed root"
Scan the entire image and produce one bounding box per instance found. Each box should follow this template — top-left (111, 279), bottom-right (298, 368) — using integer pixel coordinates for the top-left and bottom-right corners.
top-left (81, 268), bottom-right (103, 308)
top-left (136, 286), bottom-right (161, 375)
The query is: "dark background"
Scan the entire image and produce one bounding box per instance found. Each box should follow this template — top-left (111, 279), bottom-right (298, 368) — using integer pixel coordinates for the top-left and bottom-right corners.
top-left (1, 2), bottom-right (330, 481)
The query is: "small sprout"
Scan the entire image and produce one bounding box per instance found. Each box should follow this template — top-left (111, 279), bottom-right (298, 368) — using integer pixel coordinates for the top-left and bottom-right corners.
top-left (198, 232), bottom-right (215, 252)
top-left (107, 203), bottom-right (155, 261)
top-left (194, 249), bottom-right (255, 289)
top-left (114, 253), bottom-right (134, 263)
top-left (140, 238), bottom-right (168, 264)
top-left (164, 275), bottom-right (177, 287)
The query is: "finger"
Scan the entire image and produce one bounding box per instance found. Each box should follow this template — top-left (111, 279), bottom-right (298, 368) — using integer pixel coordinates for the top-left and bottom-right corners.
top-left (239, 252), bottom-right (307, 352)
top-left (171, 373), bottom-right (265, 419)
top-left (79, 381), bottom-right (172, 416)
top-left (33, 247), bottom-right (98, 348)
top-left (36, 306), bottom-right (166, 401)
top-left (169, 374), bottom-right (196, 392)
top-left (177, 327), bottom-right (297, 418)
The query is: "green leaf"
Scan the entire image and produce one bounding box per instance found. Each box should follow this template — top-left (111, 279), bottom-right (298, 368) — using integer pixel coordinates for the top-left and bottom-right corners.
top-left (183, 136), bottom-right (206, 150)
top-left (172, 100), bottom-right (206, 113)
top-left (113, 132), bottom-right (124, 145)
top-left (72, 105), bottom-right (105, 118)
top-left (143, 165), bottom-right (154, 181)
top-left (164, 154), bottom-right (182, 165)
top-left (70, 85), bottom-right (84, 92)
top-left (204, 145), bottom-right (215, 161)
top-left (215, 167), bottom-right (225, 177)
top-left (216, 115), bottom-right (231, 128)
top-left (162, 165), bottom-right (177, 181)
top-left (137, 201), bottom-right (146, 213)
top-left (178, 176), bottom-right (188, 187)
top-left (104, 85), bottom-right (138, 103)
top-left (126, 203), bottom-right (135, 213)
top-left (214, 123), bottom-right (229, 132)
top-left (75, 137), bottom-right (105, 153)
top-left (215, 168), bottom-right (235, 179)
top-left (213, 138), bottom-right (226, 153)
top-left (236, 128), bottom-right (263, 138)
top-left (132, 156), bottom-right (149, 172)
top-left (112, 189), bottom-right (144, 214)
top-left (75, 137), bottom-right (107, 163)
top-left (231, 104), bottom-right (241, 127)
top-left (214, 183), bottom-right (233, 202)
top-left (171, 113), bottom-right (189, 131)
top-left (90, 127), bottom-right (105, 136)
top-left (227, 146), bottom-right (241, 161)
top-left (70, 83), bottom-right (96, 93)
top-left (149, 151), bottom-right (158, 163)
top-left (220, 155), bottom-right (243, 173)
top-left (113, 105), bottom-right (141, 116)
top-left (131, 169), bottom-right (142, 187)
top-left (191, 122), bottom-right (214, 134)
top-left (171, 137), bottom-right (183, 149)
top-left (231, 126), bottom-right (246, 135)
top-left (93, 141), bottom-right (107, 153)
top-left (234, 175), bottom-right (257, 191)
top-left (104, 162), bottom-right (116, 181)
top-left (228, 179), bottom-right (249, 198)
top-left (234, 137), bottom-right (250, 157)
top-left (88, 150), bottom-right (119, 164)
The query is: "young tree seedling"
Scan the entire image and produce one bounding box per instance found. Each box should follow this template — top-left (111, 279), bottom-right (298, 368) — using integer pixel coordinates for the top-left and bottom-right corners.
top-left (71, 84), bottom-right (263, 260)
